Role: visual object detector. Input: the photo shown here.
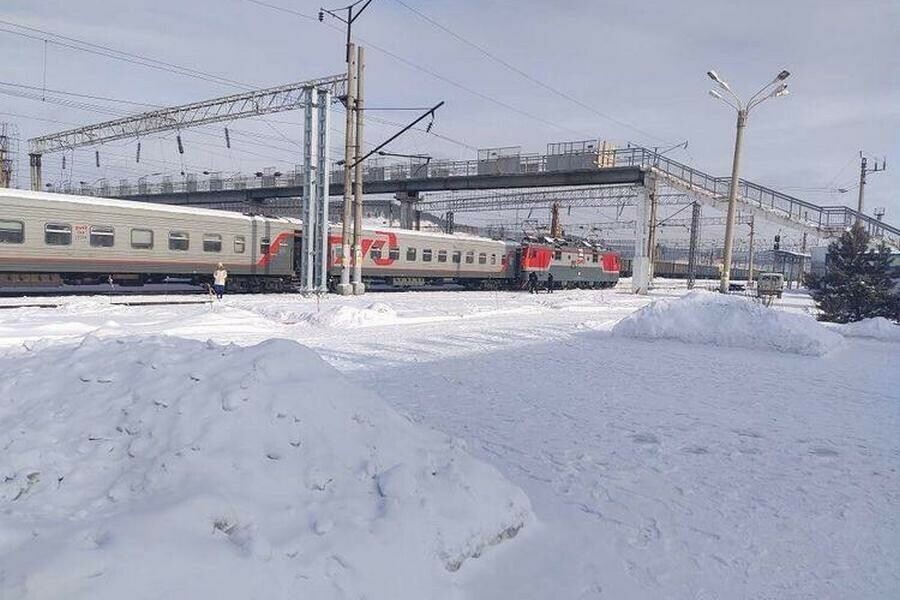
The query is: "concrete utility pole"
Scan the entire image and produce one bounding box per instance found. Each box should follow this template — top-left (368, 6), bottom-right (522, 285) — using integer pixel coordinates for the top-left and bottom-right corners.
top-left (337, 43), bottom-right (358, 295)
top-left (550, 202), bottom-right (562, 238)
top-left (856, 151), bottom-right (887, 222)
top-left (647, 185), bottom-right (658, 283)
top-left (719, 108), bottom-right (746, 293)
top-left (746, 216), bottom-right (755, 288)
top-left (858, 154), bottom-right (868, 218)
top-left (707, 68), bottom-right (790, 294)
top-left (29, 153), bottom-right (42, 191)
top-left (352, 45), bottom-right (366, 295)
top-left (687, 202), bottom-right (701, 289)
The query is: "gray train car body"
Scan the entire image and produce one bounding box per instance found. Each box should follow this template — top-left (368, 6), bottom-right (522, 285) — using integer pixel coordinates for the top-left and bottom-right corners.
top-left (0, 189), bottom-right (621, 292)
top-left (0, 189), bottom-right (296, 290)
top-left (327, 228), bottom-right (518, 288)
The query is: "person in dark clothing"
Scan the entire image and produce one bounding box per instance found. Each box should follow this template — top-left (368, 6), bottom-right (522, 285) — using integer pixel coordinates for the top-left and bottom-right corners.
top-left (546, 272), bottom-right (554, 293)
top-left (528, 271), bottom-right (539, 294)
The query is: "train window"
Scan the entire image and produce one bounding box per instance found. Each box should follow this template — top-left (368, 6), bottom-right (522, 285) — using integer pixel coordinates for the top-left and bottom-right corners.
top-left (452, 251), bottom-right (461, 264)
top-left (90, 226), bottom-right (115, 248)
top-left (437, 250), bottom-right (447, 263)
top-left (131, 228), bottom-right (153, 249)
top-left (422, 248), bottom-right (432, 262)
top-left (592, 252), bottom-right (599, 263)
top-left (370, 245), bottom-right (382, 260)
top-left (554, 250), bottom-right (562, 260)
top-left (168, 231), bottom-right (190, 251)
top-left (45, 223), bottom-right (72, 246)
top-left (260, 238), bottom-right (270, 255)
top-left (406, 247), bottom-right (417, 261)
top-left (478, 253), bottom-right (487, 265)
top-left (389, 246), bottom-right (400, 260)
top-left (465, 251), bottom-right (474, 264)
top-left (203, 234), bottom-right (222, 253)
top-left (490, 254), bottom-right (497, 265)
top-left (0, 220), bottom-right (24, 244)
top-left (234, 236), bottom-right (246, 253)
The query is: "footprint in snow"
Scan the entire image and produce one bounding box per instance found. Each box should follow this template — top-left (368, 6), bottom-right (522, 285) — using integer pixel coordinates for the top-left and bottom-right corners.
top-left (809, 446), bottom-right (839, 457)
top-left (631, 432), bottom-right (660, 445)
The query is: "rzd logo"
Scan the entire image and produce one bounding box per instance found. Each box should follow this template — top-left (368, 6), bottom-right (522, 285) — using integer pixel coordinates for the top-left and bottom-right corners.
top-left (361, 231), bottom-right (398, 266)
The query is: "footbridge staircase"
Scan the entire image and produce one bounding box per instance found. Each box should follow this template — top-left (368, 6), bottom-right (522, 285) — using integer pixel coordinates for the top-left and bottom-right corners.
top-left (616, 147), bottom-right (898, 249)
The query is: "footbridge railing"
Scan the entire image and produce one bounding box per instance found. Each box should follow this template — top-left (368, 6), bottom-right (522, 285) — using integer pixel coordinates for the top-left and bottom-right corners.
top-left (613, 146), bottom-right (899, 248)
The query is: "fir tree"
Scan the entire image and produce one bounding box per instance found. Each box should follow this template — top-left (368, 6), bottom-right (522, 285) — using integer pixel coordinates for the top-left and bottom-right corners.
top-left (805, 224), bottom-right (900, 323)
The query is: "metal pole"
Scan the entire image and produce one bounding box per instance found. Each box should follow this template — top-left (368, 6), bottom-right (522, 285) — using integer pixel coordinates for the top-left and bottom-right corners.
top-left (352, 45), bottom-right (365, 295)
top-left (687, 202), bottom-right (700, 289)
top-left (719, 109), bottom-right (746, 293)
top-left (337, 43), bottom-right (357, 295)
top-left (316, 88), bottom-right (332, 292)
top-left (746, 216), bottom-right (755, 288)
top-left (300, 89), bottom-right (318, 291)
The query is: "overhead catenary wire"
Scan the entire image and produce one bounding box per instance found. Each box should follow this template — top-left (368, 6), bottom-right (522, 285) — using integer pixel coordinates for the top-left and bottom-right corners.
top-left (247, 0), bottom-right (591, 138)
top-left (389, 0), bottom-right (673, 145)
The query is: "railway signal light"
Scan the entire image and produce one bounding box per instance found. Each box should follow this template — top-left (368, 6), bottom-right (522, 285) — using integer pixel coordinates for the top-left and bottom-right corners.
top-left (774, 234), bottom-right (780, 251)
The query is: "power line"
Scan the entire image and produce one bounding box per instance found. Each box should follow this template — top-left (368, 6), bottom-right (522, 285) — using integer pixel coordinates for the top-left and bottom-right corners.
top-left (390, 0), bottom-right (671, 145)
top-left (247, 0), bottom-right (591, 138)
top-left (0, 80), bottom-right (162, 108)
top-left (0, 20), bottom-right (256, 90)
top-left (1, 14), bottom-right (480, 159)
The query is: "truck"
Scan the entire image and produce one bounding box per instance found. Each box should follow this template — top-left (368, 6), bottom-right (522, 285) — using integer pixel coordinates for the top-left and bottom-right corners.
top-left (757, 272), bottom-right (785, 299)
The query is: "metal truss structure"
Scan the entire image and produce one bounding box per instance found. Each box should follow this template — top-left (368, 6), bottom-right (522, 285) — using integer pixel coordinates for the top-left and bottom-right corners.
top-left (28, 74), bottom-right (346, 155)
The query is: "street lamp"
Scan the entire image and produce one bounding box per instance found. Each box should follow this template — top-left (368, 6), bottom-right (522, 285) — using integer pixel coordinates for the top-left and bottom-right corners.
top-left (707, 68), bottom-right (790, 293)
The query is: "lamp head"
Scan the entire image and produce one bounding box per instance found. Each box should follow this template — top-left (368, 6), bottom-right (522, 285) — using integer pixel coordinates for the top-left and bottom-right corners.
top-left (776, 70), bottom-right (791, 81)
top-left (708, 89), bottom-right (724, 100)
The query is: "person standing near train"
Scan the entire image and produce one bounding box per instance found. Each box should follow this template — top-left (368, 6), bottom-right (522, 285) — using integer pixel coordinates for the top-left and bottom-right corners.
top-left (546, 272), bottom-right (554, 293)
top-left (213, 263), bottom-right (228, 300)
top-left (528, 271), bottom-right (538, 294)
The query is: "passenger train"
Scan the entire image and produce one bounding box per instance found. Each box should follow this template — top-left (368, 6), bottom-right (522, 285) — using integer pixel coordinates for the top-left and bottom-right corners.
top-left (0, 189), bottom-right (620, 292)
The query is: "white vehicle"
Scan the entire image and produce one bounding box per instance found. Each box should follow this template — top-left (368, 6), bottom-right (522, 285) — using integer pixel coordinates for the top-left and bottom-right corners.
top-left (757, 272), bottom-right (785, 298)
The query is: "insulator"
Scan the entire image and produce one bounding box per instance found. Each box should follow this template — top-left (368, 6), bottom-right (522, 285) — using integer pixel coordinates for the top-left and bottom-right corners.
top-left (136, 142), bottom-right (141, 163)
top-left (177, 135), bottom-right (184, 155)
top-left (224, 127), bottom-right (231, 149)
top-left (95, 150), bottom-right (100, 168)
top-left (62, 155), bottom-right (66, 170)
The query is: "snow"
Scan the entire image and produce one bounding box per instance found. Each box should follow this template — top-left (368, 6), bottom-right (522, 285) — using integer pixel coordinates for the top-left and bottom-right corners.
top-left (612, 290), bottom-right (844, 356)
top-left (836, 317), bottom-right (900, 342)
top-left (0, 282), bottom-right (897, 599)
top-left (306, 302), bottom-right (400, 328)
top-left (0, 336), bottom-right (531, 599)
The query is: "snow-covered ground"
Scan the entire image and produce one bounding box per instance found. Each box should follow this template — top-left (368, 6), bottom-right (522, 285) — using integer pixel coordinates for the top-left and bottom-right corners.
top-left (1, 280), bottom-right (897, 598)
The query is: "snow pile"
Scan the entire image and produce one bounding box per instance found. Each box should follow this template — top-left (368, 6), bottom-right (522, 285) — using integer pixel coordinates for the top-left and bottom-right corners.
top-left (612, 291), bottom-right (843, 356)
top-left (836, 317), bottom-right (900, 342)
top-left (0, 337), bottom-right (531, 599)
top-left (306, 302), bottom-right (399, 328)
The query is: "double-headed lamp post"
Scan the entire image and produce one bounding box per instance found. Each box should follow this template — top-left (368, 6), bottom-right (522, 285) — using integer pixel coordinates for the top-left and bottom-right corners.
top-left (708, 68), bottom-right (790, 293)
